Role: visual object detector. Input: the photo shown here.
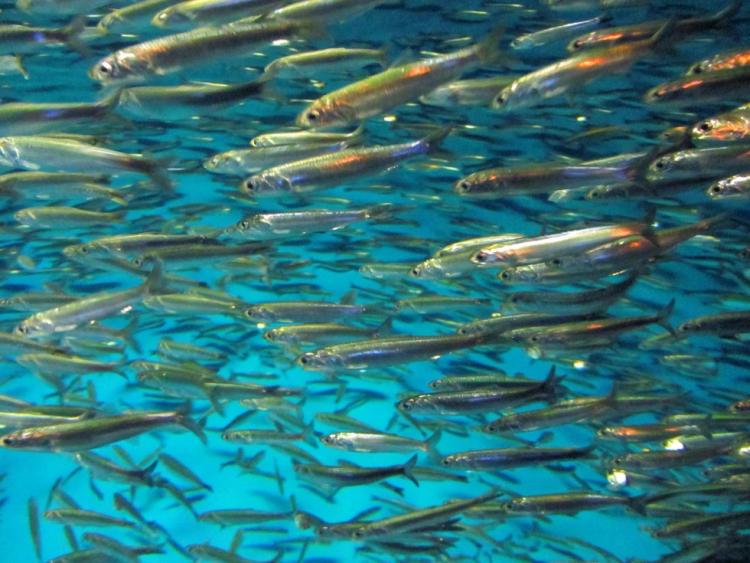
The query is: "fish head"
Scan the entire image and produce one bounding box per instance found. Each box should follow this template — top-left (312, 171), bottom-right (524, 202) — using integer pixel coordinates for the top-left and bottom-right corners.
top-left (491, 82), bottom-right (530, 111)
top-left (692, 116), bottom-right (747, 144)
top-left (677, 319), bottom-right (703, 333)
top-left (244, 305), bottom-right (273, 322)
top-left (296, 350), bottom-right (341, 370)
top-left (0, 137), bottom-right (22, 168)
top-left (63, 242), bottom-right (100, 264)
top-left (567, 33), bottom-right (595, 52)
top-left (152, 7), bottom-right (190, 28)
top-left (13, 208), bottom-right (35, 226)
top-left (262, 328), bottom-right (288, 343)
top-left (242, 172), bottom-right (292, 195)
top-left (204, 153), bottom-right (243, 175)
top-left (409, 259), bottom-right (440, 279)
top-left (498, 265), bottom-right (540, 283)
top-left (396, 396), bottom-right (425, 412)
top-left (686, 60), bottom-right (710, 75)
top-left (0, 428), bottom-right (53, 450)
top-left (646, 153), bottom-right (679, 180)
top-left (706, 178), bottom-right (737, 199)
top-left (319, 433), bottom-right (341, 447)
top-left (643, 82), bottom-right (681, 104)
top-left (440, 454), bottom-right (466, 467)
top-left (89, 50), bottom-right (143, 84)
top-left (296, 99), bottom-right (354, 130)
top-left (14, 316), bottom-right (50, 338)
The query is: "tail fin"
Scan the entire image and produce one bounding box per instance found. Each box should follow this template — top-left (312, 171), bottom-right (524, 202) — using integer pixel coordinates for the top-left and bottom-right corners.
top-left (176, 413), bottom-right (207, 444)
top-left (141, 260), bottom-right (165, 296)
top-left (476, 24), bottom-right (505, 66)
top-left (61, 16), bottom-right (91, 58)
top-left (709, 0), bottom-right (742, 25)
top-left (424, 429), bottom-right (442, 462)
top-left (647, 17), bottom-right (677, 51)
top-left (401, 454), bottom-right (419, 487)
top-left (420, 126), bottom-right (452, 155)
top-left (373, 316), bottom-right (393, 337)
top-left (628, 495), bottom-right (648, 516)
top-left (655, 298), bottom-right (676, 335)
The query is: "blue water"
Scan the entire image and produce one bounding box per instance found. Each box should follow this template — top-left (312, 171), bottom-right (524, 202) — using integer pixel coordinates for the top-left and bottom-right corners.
top-left (1, 0), bottom-right (749, 561)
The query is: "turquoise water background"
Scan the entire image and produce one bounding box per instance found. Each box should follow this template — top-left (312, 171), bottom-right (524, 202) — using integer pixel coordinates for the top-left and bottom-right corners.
top-left (1, 0), bottom-right (749, 561)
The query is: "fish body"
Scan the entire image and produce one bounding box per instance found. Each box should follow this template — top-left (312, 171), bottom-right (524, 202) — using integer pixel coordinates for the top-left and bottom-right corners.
top-left (0, 410), bottom-right (203, 451)
top-left (296, 27), bottom-right (503, 128)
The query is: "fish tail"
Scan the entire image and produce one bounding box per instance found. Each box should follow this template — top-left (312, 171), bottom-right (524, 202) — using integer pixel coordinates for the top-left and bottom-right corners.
top-left (142, 159), bottom-right (174, 191)
top-left (176, 413), bottom-right (207, 444)
top-left (373, 316), bottom-right (393, 337)
top-left (647, 17), bottom-right (677, 51)
top-left (420, 126), bottom-right (453, 155)
top-left (710, 0), bottom-right (742, 25)
top-left (60, 16), bottom-right (91, 58)
top-left (424, 429), bottom-right (442, 462)
top-left (302, 420), bottom-right (318, 447)
top-left (628, 495), bottom-right (648, 516)
top-left (141, 259), bottom-right (165, 296)
top-left (656, 298), bottom-right (676, 335)
top-left (476, 24), bottom-right (506, 66)
top-left (402, 454), bottom-right (419, 487)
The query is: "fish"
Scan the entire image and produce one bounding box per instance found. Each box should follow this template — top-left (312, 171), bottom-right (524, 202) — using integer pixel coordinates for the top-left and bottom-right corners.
top-left (0, 18), bottom-right (87, 55)
top-left (96, 0), bottom-right (177, 34)
top-left (397, 367), bottom-right (560, 414)
top-left (688, 46), bottom-right (750, 75)
top-left (14, 207), bottom-right (125, 229)
top-left (513, 14), bottom-right (612, 51)
top-left (294, 454), bottom-right (419, 491)
top-left (0, 136), bottom-right (172, 189)
top-left (296, 332), bottom-right (487, 371)
top-left (441, 445), bottom-right (594, 469)
top-left (296, 26), bottom-right (504, 128)
top-left (263, 47), bottom-right (387, 79)
top-left (494, 21), bottom-right (675, 110)
top-left (504, 492), bottom-right (645, 515)
top-left (707, 174), bottom-right (750, 199)
top-left (644, 67), bottom-right (750, 105)
top-left (152, 0), bottom-right (286, 28)
top-left (455, 153), bottom-right (644, 198)
top-left (320, 430), bottom-right (440, 454)
top-left (342, 489), bottom-right (498, 539)
top-left (0, 410), bottom-right (205, 451)
top-left (205, 141), bottom-right (353, 176)
top-left (250, 125), bottom-right (364, 147)
top-left (567, 2), bottom-right (740, 52)
top-left (243, 128), bottom-right (450, 195)
top-left (691, 104), bottom-right (750, 146)
top-left (15, 263), bottom-right (163, 338)
top-left (90, 19), bottom-right (316, 83)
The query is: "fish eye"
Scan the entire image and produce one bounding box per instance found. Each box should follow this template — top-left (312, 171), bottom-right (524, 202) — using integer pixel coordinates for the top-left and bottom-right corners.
top-left (710, 184), bottom-right (723, 194)
top-left (440, 458), bottom-right (451, 465)
top-left (244, 178), bottom-right (256, 192)
top-left (238, 219), bottom-right (250, 230)
top-left (500, 271), bottom-right (511, 281)
top-left (299, 355), bottom-right (309, 365)
top-left (474, 252), bottom-right (488, 263)
top-left (572, 39), bottom-right (583, 49)
top-left (400, 400), bottom-right (412, 410)
top-left (692, 65), bottom-right (703, 74)
top-left (654, 159), bottom-right (666, 170)
top-left (550, 258), bottom-right (562, 267)
top-left (410, 267), bottom-right (421, 277)
top-left (529, 335), bottom-right (539, 342)
top-left (698, 121), bottom-right (712, 132)
top-left (306, 110), bottom-right (320, 122)
top-left (456, 180), bottom-right (470, 192)
top-left (98, 61), bottom-right (113, 75)
top-left (351, 529), bottom-right (364, 539)
top-left (495, 93), bottom-right (507, 105)
top-left (79, 246), bottom-right (89, 254)
top-left (2, 437), bottom-right (14, 446)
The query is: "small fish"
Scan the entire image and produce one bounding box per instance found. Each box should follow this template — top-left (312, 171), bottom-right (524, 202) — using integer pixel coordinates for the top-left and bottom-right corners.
top-left (205, 142), bottom-right (352, 176)
top-left (90, 19), bottom-right (315, 83)
top-left (294, 455), bottom-right (419, 491)
top-left (644, 67), bottom-right (750, 106)
top-left (14, 207), bottom-right (125, 229)
top-left (15, 263), bottom-right (163, 338)
top-left (441, 445), bottom-right (594, 470)
top-left (243, 129), bottom-right (449, 195)
top-left (0, 18), bottom-right (87, 55)
top-left (504, 492), bottom-right (644, 515)
top-left (28, 497), bottom-right (42, 560)
top-left (513, 14), bottom-right (611, 51)
top-left (296, 26), bottom-right (503, 128)
top-left (250, 125), bottom-right (364, 147)
top-left (707, 174), bottom-right (750, 199)
top-left (320, 430), bottom-right (441, 454)
top-left (152, 0), bottom-right (286, 28)
top-left (296, 332), bottom-right (486, 371)
top-left (691, 104), bottom-right (750, 146)
top-left (0, 410), bottom-right (204, 451)
top-left (43, 508), bottom-right (137, 529)
top-left (198, 508), bottom-right (292, 526)
top-left (688, 46), bottom-right (750, 75)
top-left (0, 136), bottom-right (171, 189)
top-left (263, 47), bottom-right (387, 79)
